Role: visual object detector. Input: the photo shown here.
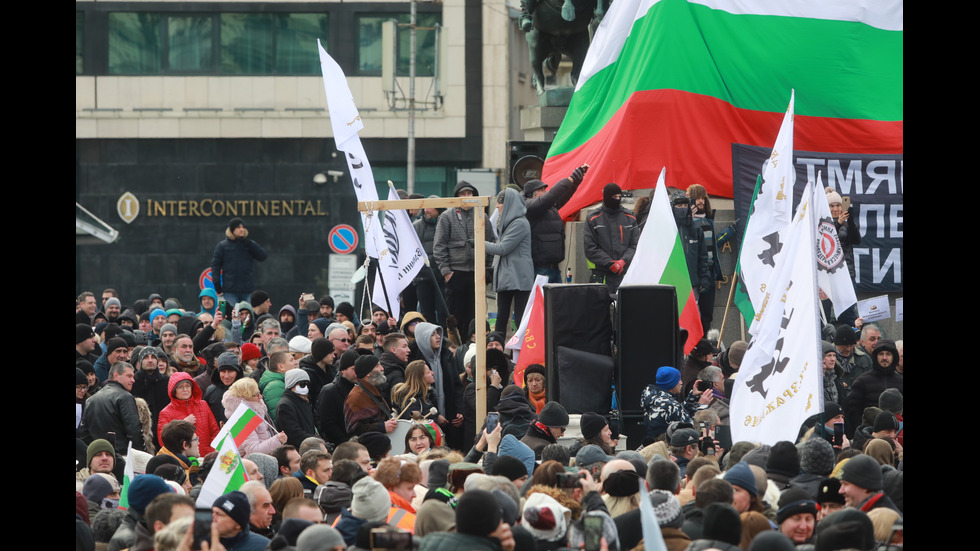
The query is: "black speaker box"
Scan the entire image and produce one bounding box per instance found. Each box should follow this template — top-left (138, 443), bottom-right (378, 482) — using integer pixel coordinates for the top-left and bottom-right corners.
top-left (543, 283), bottom-right (612, 403)
top-left (616, 284), bottom-right (680, 413)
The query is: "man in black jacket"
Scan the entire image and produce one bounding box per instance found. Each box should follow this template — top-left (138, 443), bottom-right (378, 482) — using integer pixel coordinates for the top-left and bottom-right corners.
top-left (523, 164), bottom-right (587, 282)
top-left (81, 362), bottom-right (146, 454)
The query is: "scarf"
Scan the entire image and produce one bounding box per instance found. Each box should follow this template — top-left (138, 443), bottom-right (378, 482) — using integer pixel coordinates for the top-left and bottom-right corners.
top-left (528, 389), bottom-right (547, 414)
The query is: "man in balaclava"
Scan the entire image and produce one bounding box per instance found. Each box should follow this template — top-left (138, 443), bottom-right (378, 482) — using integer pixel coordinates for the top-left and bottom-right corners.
top-left (584, 183), bottom-right (641, 296)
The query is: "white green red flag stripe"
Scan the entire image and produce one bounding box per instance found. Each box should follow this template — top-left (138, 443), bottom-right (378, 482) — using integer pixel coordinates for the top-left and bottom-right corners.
top-left (195, 435), bottom-right (249, 508)
top-left (620, 168), bottom-right (703, 353)
top-left (117, 441), bottom-right (135, 510)
top-left (543, 0), bottom-right (903, 217)
top-left (210, 402), bottom-right (264, 450)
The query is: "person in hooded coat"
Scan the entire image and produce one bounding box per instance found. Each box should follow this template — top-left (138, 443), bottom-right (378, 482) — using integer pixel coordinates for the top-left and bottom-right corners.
top-left (414, 322), bottom-right (464, 449)
top-left (485, 187), bottom-right (534, 334)
top-left (584, 182), bottom-right (640, 296)
top-left (157, 371), bottom-right (221, 456)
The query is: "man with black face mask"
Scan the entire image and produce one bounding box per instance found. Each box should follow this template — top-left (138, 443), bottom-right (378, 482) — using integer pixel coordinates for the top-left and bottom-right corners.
top-left (585, 182), bottom-right (641, 296)
top-left (670, 193), bottom-right (711, 309)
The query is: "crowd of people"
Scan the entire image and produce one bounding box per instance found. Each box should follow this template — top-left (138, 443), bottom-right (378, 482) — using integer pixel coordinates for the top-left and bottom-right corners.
top-left (75, 180), bottom-right (901, 550)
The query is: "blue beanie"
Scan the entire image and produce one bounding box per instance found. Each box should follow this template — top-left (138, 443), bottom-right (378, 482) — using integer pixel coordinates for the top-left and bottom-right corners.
top-left (127, 475), bottom-right (174, 514)
top-left (656, 367), bottom-right (681, 391)
top-left (723, 461), bottom-right (758, 497)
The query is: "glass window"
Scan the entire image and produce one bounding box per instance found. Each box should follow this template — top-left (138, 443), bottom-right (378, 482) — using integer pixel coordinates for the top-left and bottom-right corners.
top-left (221, 14), bottom-right (274, 74)
top-left (76, 12), bottom-right (84, 74)
top-left (276, 14), bottom-right (329, 75)
top-left (168, 16), bottom-right (212, 72)
top-left (357, 12), bottom-right (441, 76)
top-left (108, 13), bottom-right (163, 74)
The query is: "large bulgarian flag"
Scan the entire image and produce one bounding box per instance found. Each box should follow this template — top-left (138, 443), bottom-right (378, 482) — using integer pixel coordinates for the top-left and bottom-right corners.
top-left (544, 0), bottom-right (903, 216)
top-left (620, 168), bottom-right (703, 354)
top-left (210, 402), bottom-right (265, 450)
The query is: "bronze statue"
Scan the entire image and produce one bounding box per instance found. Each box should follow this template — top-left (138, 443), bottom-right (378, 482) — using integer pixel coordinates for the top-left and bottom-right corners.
top-left (521, 0), bottom-right (611, 95)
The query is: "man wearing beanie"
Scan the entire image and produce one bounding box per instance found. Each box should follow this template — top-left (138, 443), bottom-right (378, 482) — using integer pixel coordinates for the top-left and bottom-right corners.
top-left (789, 438), bottom-right (836, 497)
top-left (523, 165), bottom-right (588, 283)
top-left (211, 217), bottom-right (269, 309)
top-left (641, 366), bottom-right (696, 441)
top-left (108, 475), bottom-right (174, 551)
top-left (77, 323), bottom-right (101, 364)
top-left (212, 490), bottom-right (269, 550)
top-left (776, 488), bottom-right (817, 544)
top-left (419, 489), bottom-right (514, 551)
top-left (584, 182), bottom-right (640, 296)
top-left (521, 401), bottom-right (569, 458)
top-left (838, 454), bottom-right (900, 514)
top-left (94, 337), bottom-right (131, 383)
top-left (318, 350), bottom-right (360, 445)
top-left (344, 355), bottom-right (399, 436)
top-left (765, 441), bottom-right (800, 491)
top-left (300, 337), bottom-right (336, 408)
top-left (878, 388), bottom-right (903, 446)
top-left (335, 476), bottom-right (392, 546)
top-left (686, 503), bottom-right (741, 551)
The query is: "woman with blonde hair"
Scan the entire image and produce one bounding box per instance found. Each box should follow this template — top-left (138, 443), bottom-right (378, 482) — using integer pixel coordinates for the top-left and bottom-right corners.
top-left (390, 360), bottom-right (436, 420)
top-left (222, 377), bottom-right (286, 455)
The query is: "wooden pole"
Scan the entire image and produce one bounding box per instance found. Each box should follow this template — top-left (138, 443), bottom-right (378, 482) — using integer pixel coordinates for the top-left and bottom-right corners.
top-left (358, 195), bottom-right (491, 430)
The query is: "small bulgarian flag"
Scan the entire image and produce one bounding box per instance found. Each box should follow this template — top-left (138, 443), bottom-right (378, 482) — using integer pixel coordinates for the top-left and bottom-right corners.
top-left (211, 402), bottom-right (264, 450)
top-left (620, 167), bottom-right (703, 354)
top-left (195, 434), bottom-right (249, 508)
top-left (117, 441), bottom-right (135, 510)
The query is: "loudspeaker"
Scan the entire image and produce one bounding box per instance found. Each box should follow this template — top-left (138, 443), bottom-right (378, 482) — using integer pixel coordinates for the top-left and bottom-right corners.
top-left (616, 284), bottom-right (680, 413)
top-left (507, 140), bottom-right (550, 188)
top-left (544, 283), bottom-right (613, 403)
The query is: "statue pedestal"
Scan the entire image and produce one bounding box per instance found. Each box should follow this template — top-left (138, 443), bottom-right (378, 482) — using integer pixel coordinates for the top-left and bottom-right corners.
top-left (520, 87), bottom-right (572, 141)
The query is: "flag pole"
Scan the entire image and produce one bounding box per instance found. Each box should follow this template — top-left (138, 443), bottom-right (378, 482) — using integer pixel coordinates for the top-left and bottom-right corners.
top-left (717, 271), bottom-right (739, 344)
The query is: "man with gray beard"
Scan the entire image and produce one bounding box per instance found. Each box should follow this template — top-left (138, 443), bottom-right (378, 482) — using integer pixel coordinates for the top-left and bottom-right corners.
top-left (343, 355), bottom-right (399, 436)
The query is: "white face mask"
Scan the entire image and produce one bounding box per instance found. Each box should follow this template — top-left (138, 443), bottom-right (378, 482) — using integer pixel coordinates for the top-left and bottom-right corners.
top-left (293, 385), bottom-right (309, 396)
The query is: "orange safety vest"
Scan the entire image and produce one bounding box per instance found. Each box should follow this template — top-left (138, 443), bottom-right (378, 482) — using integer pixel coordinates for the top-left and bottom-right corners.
top-left (386, 506), bottom-right (416, 532)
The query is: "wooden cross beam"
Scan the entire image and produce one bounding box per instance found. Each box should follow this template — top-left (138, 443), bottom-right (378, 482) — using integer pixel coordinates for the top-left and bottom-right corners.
top-left (357, 195), bottom-right (493, 432)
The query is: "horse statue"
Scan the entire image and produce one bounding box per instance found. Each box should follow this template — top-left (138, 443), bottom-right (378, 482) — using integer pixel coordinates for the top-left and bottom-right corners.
top-left (522, 0), bottom-right (611, 95)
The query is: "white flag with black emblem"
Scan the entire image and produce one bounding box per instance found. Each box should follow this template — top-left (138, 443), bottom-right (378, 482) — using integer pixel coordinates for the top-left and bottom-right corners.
top-left (318, 40), bottom-right (383, 258)
top-left (815, 172), bottom-right (857, 316)
top-left (731, 181), bottom-right (823, 446)
top-left (371, 185), bottom-right (427, 321)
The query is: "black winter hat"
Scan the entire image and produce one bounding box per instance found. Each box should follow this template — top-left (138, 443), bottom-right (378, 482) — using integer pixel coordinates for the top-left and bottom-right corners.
top-left (878, 388), bottom-right (903, 414)
top-left (455, 489), bottom-right (502, 537)
top-left (213, 490), bottom-right (251, 531)
top-left (491, 455), bottom-right (528, 482)
top-left (250, 290), bottom-right (269, 307)
top-left (538, 402), bottom-right (569, 427)
top-left (834, 325), bottom-right (857, 346)
top-left (105, 337), bottom-right (128, 357)
top-left (840, 454), bottom-right (882, 491)
top-left (76, 368), bottom-right (89, 386)
top-left (354, 355), bottom-right (380, 379)
top-left (776, 488), bottom-right (817, 524)
top-left (815, 477), bottom-right (845, 506)
top-left (77, 323), bottom-right (95, 344)
top-left (336, 302), bottom-right (355, 320)
top-left (815, 509), bottom-right (875, 551)
top-left (227, 218), bottom-right (245, 232)
top-left (311, 337), bottom-right (336, 363)
top-left (702, 503), bottom-right (742, 545)
top-left (523, 179), bottom-right (547, 197)
top-left (579, 412), bottom-right (608, 441)
top-left (766, 441), bottom-right (801, 477)
top-left (873, 412), bottom-right (899, 433)
top-left (357, 432), bottom-right (391, 461)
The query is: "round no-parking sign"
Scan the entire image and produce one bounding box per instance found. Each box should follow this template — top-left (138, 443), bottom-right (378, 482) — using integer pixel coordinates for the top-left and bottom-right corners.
top-left (329, 224), bottom-right (358, 254)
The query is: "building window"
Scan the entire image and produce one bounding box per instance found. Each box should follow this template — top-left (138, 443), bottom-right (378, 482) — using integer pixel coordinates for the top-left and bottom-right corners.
top-left (108, 13), bottom-right (163, 74)
top-left (77, 12), bottom-right (84, 74)
top-left (357, 12), bottom-right (441, 76)
top-left (107, 11), bottom-right (328, 75)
